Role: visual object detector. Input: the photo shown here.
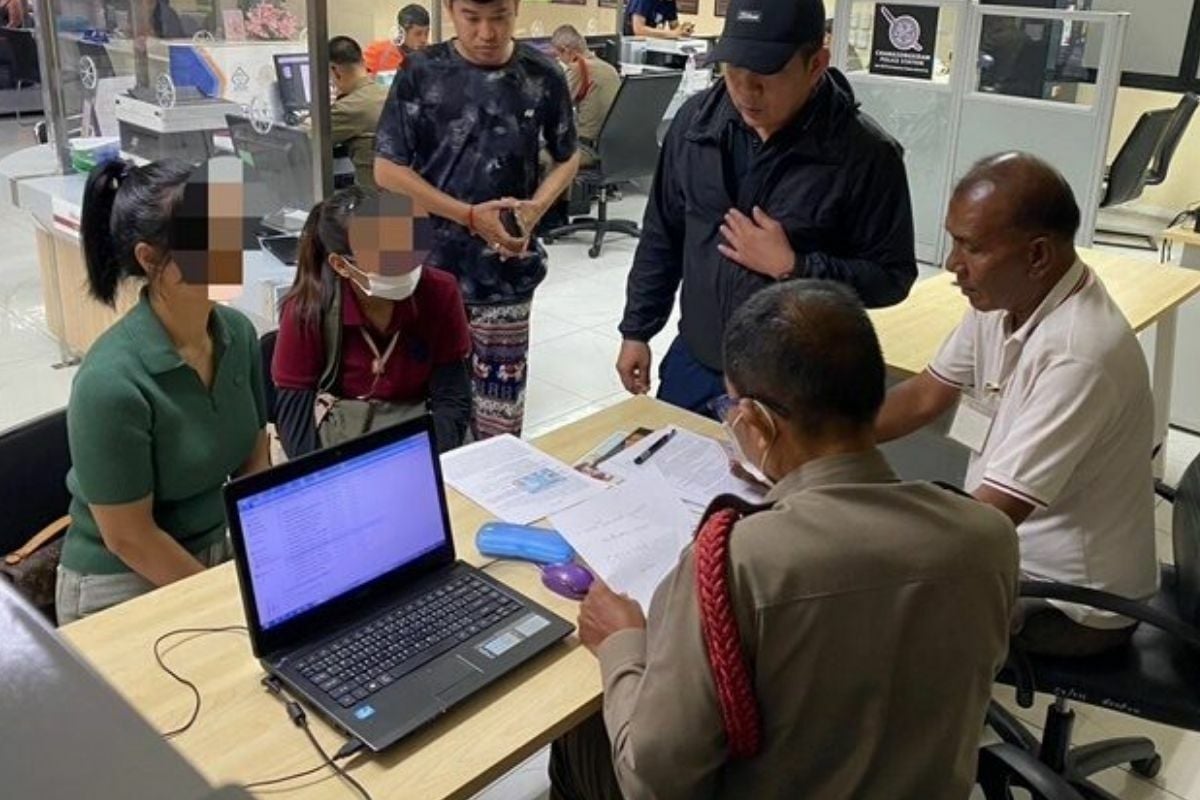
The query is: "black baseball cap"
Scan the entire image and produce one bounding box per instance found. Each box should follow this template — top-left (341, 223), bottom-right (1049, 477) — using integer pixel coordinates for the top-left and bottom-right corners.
top-left (711, 0), bottom-right (826, 75)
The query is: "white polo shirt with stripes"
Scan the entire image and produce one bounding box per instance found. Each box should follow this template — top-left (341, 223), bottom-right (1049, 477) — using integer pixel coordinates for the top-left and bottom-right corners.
top-left (929, 258), bottom-right (1158, 628)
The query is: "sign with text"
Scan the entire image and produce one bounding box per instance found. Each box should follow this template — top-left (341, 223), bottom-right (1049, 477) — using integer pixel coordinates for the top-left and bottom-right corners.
top-left (869, 3), bottom-right (939, 80)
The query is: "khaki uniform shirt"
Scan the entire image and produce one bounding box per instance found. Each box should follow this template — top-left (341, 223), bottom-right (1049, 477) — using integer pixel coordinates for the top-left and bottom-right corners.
top-left (331, 76), bottom-right (389, 189)
top-left (598, 450), bottom-right (1018, 800)
top-left (566, 55), bottom-right (620, 163)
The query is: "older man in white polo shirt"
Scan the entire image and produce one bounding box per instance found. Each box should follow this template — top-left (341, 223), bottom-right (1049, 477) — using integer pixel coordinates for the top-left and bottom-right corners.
top-left (875, 152), bottom-right (1158, 657)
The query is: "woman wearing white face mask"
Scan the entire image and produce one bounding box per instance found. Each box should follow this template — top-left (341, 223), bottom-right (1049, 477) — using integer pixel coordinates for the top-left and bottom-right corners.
top-left (272, 186), bottom-right (472, 457)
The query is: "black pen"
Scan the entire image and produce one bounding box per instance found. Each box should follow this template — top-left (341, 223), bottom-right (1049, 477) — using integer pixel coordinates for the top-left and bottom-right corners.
top-left (634, 429), bottom-right (677, 465)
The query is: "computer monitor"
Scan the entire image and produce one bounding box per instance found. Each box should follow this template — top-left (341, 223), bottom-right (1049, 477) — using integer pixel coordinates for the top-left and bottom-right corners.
top-left (273, 53), bottom-right (312, 113)
top-left (226, 114), bottom-right (314, 215)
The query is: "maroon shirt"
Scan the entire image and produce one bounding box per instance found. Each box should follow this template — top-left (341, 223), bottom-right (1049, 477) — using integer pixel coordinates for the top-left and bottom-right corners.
top-left (273, 267), bottom-right (470, 400)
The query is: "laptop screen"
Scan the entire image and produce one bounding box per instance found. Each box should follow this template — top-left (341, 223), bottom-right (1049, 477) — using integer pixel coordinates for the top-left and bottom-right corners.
top-left (234, 430), bottom-right (448, 631)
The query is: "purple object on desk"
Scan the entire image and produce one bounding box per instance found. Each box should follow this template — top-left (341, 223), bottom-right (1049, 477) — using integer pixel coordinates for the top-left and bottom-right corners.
top-left (541, 562), bottom-right (594, 601)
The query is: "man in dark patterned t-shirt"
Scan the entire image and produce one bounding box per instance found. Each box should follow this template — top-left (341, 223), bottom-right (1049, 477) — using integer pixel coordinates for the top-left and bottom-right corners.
top-left (375, 0), bottom-right (580, 439)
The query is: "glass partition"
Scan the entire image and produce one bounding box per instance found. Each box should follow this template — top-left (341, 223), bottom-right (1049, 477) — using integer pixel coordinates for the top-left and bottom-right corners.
top-left (39, 0), bottom-right (319, 218)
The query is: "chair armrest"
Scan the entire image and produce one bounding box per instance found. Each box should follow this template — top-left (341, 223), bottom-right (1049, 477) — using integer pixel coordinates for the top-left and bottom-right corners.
top-left (1020, 580), bottom-right (1200, 651)
top-left (1155, 478), bottom-right (1177, 504)
top-left (977, 743), bottom-right (1085, 800)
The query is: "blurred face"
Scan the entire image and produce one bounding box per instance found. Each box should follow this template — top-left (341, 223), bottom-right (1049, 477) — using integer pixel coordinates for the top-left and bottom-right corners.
top-left (328, 192), bottom-right (433, 298)
top-left (944, 182), bottom-right (1047, 316)
top-left (447, 0), bottom-right (518, 66)
top-left (404, 24), bottom-right (430, 50)
top-left (169, 158), bottom-right (252, 302)
top-left (724, 48), bottom-right (829, 138)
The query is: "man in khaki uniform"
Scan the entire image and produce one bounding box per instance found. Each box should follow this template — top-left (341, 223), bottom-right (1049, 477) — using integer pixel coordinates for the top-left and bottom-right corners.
top-left (551, 26), bottom-right (619, 167)
top-left (550, 281), bottom-right (1019, 800)
top-left (329, 37), bottom-right (389, 190)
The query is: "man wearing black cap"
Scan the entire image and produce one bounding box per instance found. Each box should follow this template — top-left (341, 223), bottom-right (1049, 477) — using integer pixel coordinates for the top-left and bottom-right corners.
top-left (616, 0), bottom-right (916, 417)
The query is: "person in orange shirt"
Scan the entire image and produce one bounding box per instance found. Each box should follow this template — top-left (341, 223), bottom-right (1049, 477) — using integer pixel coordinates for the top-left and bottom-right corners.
top-left (364, 4), bottom-right (431, 75)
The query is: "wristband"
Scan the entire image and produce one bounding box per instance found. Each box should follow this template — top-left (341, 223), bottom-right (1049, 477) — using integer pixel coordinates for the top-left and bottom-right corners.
top-left (467, 204), bottom-right (477, 235)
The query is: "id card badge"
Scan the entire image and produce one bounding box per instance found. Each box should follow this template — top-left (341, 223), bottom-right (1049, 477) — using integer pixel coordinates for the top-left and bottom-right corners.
top-left (948, 394), bottom-right (996, 453)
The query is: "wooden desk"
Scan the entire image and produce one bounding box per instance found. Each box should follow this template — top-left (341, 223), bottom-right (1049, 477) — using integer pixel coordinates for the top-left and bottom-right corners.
top-left (870, 246), bottom-right (1200, 476)
top-left (61, 397), bottom-right (714, 800)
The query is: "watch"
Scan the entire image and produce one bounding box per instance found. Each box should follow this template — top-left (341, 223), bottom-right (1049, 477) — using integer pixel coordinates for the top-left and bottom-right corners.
top-left (775, 254), bottom-right (798, 282)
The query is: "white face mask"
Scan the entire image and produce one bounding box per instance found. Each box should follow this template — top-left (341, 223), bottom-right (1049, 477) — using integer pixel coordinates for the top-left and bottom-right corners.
top-left (340, 258), bottom-right (422, 301)
top-left (725, 408), bottom-right (775, 487)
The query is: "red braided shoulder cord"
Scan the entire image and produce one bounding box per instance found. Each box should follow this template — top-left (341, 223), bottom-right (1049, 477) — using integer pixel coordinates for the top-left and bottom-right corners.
top-left (695, 508), bottom-right (761, 760)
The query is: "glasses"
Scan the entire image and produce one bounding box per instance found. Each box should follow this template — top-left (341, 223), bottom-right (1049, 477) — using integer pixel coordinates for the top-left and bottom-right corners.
top-left (708, 393), bottom-right (789, 424)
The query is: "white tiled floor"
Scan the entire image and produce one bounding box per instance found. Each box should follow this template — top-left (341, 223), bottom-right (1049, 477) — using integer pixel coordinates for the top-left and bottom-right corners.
top-left (4, 115), bottom-right (1200, 799)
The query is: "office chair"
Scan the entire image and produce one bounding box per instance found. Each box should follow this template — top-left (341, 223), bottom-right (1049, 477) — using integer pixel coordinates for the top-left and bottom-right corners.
top-left (0, 409), bottom-right (72, 621)
top-left (543, 72), bottom-right (682, 258)
top-left (976, 743), bottom-right (1086, 800)
top-left (987, 453), bottom-right (1200, 800)
top-left (0, 27), bottom-right (42, 125)
top-left (1146, 92), bottom-right (1198, 188)
top-left (259, 330), bottom-right (279, 426)
top-left (1094, 106), bottom-right (1175, 250)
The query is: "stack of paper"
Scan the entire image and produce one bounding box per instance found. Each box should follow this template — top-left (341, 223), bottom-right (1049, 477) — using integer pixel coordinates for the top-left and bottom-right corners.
top-left (551, 472), bottom-right (697, 610)
top-left (603, 426), bottom-right (766, 507)
top-left (440, 435), bottom-right (608, 525)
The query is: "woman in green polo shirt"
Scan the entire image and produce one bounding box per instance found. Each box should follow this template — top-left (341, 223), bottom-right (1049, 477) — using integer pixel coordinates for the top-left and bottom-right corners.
top-left (55, 158), bottom-right (271, 625)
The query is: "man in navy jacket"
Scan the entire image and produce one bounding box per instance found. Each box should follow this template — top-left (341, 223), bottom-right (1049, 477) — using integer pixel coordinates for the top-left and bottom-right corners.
top-left (616, 0), bottom-right (917, 416)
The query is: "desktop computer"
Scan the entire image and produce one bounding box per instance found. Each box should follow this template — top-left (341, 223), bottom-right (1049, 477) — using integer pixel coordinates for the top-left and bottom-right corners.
top-left (226, 113), bottom-right (315, 226)
top-left (273, 52), bottom-right (311, 125)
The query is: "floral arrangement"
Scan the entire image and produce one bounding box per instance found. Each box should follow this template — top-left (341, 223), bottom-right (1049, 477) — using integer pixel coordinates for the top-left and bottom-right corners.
top-left (243, 1), bottom-right (300, 41)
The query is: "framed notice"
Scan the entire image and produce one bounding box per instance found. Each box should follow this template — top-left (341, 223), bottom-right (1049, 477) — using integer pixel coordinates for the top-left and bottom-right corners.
top-left (599, 0), bottom-right (617, 8)
top-left (715, 0), bottom-right (729, 17)
top-left (678, 0), bottom-right (699, 14)
top-left (551, 0), bottom-right (586, 4)
top-left (869, 3), bottom-right (939, 80)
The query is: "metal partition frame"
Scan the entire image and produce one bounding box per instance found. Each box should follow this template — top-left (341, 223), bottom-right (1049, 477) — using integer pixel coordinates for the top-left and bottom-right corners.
top-left (832, 0), bottom-right (972, 265)
top-left (833, 1), bottom-right (1129, 265)
top-left (958, 4), bottom-right (1128, 248)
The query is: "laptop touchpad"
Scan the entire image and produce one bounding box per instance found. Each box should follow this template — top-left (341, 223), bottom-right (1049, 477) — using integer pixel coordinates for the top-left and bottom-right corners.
top-left (429, 656), bottom-right (483, 698)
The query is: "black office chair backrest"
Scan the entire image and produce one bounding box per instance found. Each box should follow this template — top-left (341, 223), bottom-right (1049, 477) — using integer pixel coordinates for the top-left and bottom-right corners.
top-left (1102, 108), bottom-right (1174, 208)
top-left (1173, 453), bottom-right (1200, 627)
top-left (595, 72), bottom-right (684, 186)
top-left (0, 410), bottom-right (71, 556)
top-left (1147, 93), bottom-right (1198, 187)
top-left (0, 27), bottom-right (40, 86)
top-left (259, 330), bottom-right (279, 426)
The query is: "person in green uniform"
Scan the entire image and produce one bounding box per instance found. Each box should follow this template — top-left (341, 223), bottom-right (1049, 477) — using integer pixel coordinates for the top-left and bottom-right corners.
top-left (55, 158), bottom-right (271, 626)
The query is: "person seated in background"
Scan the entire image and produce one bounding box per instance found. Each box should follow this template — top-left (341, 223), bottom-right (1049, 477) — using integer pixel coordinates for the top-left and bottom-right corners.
top-left (875, 152), bottom-right (1159, 658)
top-left (0, 0), bottom-right (25, 28)
top-left (57, 159), bottom-right (270, 626)
top-left (623, 0), bottom-right (693, 39)
top-left (550, 25), bottom-right (619, 167)
top-left (364, 3), bottom-right (430, 75)
top-left (328, 36), bottom-right (389, 190)
top-left (551, 281), bottom-right (1019, 800)
top-left (272, 186), bottom-right (472, 458)
top-left (151, 0), bottom-right (185, 38)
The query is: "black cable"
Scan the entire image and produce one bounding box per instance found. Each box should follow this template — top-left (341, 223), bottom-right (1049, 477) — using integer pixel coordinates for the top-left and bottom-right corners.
top-left (152, 625), bottom-right (248, 738)
top-left (258, 676), bottom-right (373, 799)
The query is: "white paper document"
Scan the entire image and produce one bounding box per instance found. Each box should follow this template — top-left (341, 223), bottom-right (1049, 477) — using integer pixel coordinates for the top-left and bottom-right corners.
top-left (551, 473), bottom-right (698, 609)
top-left (440, 435), bottom-right (608, 524)
top-left (604, 427), bottom-right (766, 507)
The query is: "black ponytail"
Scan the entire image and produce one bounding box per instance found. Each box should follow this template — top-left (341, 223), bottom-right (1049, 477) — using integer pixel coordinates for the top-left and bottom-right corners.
top-left (80, 158), bottom-right (194, 307)
top-left (283, 185), bottom-right (371, 324)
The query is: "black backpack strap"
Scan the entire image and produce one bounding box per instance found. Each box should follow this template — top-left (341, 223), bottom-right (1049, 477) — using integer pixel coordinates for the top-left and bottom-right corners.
top-left (317, 272), bottom-right (343, 396)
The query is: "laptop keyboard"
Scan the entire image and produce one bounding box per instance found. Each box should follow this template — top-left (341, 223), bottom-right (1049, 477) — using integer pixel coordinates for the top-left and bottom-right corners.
top-left (294, 575), bottom-right (523, 709)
